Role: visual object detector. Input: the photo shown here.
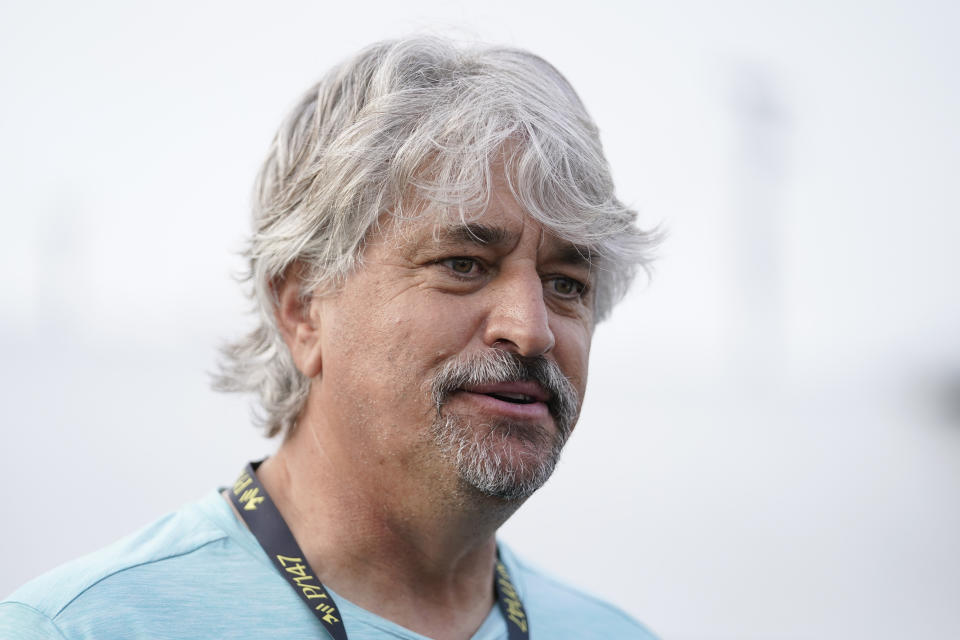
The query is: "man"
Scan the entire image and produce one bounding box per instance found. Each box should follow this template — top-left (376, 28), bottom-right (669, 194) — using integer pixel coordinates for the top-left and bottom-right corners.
top-left (0, 37), bottom-right (657, 639)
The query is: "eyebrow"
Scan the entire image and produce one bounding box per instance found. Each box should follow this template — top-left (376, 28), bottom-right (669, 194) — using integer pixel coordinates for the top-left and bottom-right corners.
top-left (552, 243), bottom-right (594, 268)
top-left (435, 223), bottom-right (594, 267)
top-left (438, 223), bottom-right (513, 247)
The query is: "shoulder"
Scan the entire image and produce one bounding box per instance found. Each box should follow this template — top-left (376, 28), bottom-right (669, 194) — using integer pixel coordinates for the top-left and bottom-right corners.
top-left (500, 543), bottom-right (659, 640)
top-left (0, 491), bottom-right (261, 639)
top-left (3, 494), bottom-right (229, 617)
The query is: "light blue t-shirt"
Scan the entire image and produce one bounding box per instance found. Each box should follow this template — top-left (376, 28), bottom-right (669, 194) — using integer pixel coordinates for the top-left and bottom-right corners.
top-left (0, 490), bottom-right (656, 639)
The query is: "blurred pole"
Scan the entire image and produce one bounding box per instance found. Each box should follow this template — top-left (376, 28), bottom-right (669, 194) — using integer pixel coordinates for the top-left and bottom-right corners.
top-left (726, 64), bottom-right (791, 381)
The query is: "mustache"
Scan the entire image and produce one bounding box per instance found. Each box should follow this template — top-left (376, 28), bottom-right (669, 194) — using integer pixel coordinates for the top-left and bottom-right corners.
top-left (430, 349), bottom-right (580, 437)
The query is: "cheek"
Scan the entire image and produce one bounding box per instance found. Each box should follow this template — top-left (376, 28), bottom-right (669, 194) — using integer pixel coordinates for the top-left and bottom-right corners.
top-left (553, 320), bottom-right (593, 392)
top-left (393, 291), bottom-right (484, 355)
top-left (381, 313), bottom-right (472, 374)
top-left (365, 303), bottom-right (479, 404)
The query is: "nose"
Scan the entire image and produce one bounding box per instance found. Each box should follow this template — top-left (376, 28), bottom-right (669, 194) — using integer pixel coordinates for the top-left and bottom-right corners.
top-left (482, 267), bottom-right (556, 357)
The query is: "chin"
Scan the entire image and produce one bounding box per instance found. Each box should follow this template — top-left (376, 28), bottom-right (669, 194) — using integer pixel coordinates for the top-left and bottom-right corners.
top-left (431, 414), bottom-right (567, 502)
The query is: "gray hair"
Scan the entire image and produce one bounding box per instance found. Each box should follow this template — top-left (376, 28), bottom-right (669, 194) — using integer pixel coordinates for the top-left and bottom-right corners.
top-left (214, 36), bottom-right (657, 437)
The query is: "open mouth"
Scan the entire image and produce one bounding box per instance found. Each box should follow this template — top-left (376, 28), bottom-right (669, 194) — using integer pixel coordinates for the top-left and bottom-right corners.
top-left (454, 381), bottom-right (551, 414)
top-left (484, 392), bottom-right (537, 405)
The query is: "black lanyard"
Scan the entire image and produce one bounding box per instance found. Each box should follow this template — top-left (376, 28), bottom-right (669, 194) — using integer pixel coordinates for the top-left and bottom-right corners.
top-left (229, 461), bottom-right (530, 640)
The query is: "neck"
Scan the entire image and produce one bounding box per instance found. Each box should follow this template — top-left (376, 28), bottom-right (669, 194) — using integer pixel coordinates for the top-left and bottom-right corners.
top-left (249, 412), bottom-right (522, 640)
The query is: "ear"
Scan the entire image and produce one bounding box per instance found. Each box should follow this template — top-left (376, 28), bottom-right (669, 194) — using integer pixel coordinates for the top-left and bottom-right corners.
top-left (274, 263), bottom-right (324, 379)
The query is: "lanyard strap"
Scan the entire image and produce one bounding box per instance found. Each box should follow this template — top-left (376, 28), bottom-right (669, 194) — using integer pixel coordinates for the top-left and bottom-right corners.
top-left (228, 462), bottom-right (530, 640)
top-left (229, 461), bottom-right (348, 640)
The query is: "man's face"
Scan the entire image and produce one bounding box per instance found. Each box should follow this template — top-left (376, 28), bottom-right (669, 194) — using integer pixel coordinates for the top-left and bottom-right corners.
top-left (309, 180), bottom-right (594, 501)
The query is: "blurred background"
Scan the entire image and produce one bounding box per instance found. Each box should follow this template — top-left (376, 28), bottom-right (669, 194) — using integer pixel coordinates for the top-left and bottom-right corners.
top-left (2, 1), bottom-right (958, 638)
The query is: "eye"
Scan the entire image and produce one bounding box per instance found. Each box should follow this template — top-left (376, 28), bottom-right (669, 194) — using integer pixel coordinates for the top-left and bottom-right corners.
top-left (546, 276), bottom-right (586, 299)
top-left (441, 257), bottom-right (483, 277)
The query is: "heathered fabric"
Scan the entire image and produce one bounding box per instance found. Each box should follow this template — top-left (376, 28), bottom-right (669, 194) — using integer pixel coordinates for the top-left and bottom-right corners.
top-left (0, 491), bottom-right (656, 639)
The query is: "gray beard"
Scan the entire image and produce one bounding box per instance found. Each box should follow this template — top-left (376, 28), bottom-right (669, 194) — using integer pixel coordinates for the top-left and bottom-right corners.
top-left (430, 413), bottom-right (567, 501)
top-left (428, 349), bottom-right (580, 501)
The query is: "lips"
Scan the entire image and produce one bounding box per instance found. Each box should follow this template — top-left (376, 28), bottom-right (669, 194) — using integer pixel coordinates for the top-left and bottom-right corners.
top-left (454, 381), bottom-right (553, 420)
top-left (459, 381), bottom-right (550, 404)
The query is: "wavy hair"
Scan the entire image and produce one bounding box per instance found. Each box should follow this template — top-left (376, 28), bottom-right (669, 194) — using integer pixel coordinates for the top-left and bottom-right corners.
top-left (214, 36), bottom-right (657, 437)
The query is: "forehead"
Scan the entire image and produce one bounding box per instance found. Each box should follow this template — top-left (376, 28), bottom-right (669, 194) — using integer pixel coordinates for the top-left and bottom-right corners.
top-left (380, 183), bottom-right (593, 267)
top-left (381, 207), bottom-right (591, 268)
